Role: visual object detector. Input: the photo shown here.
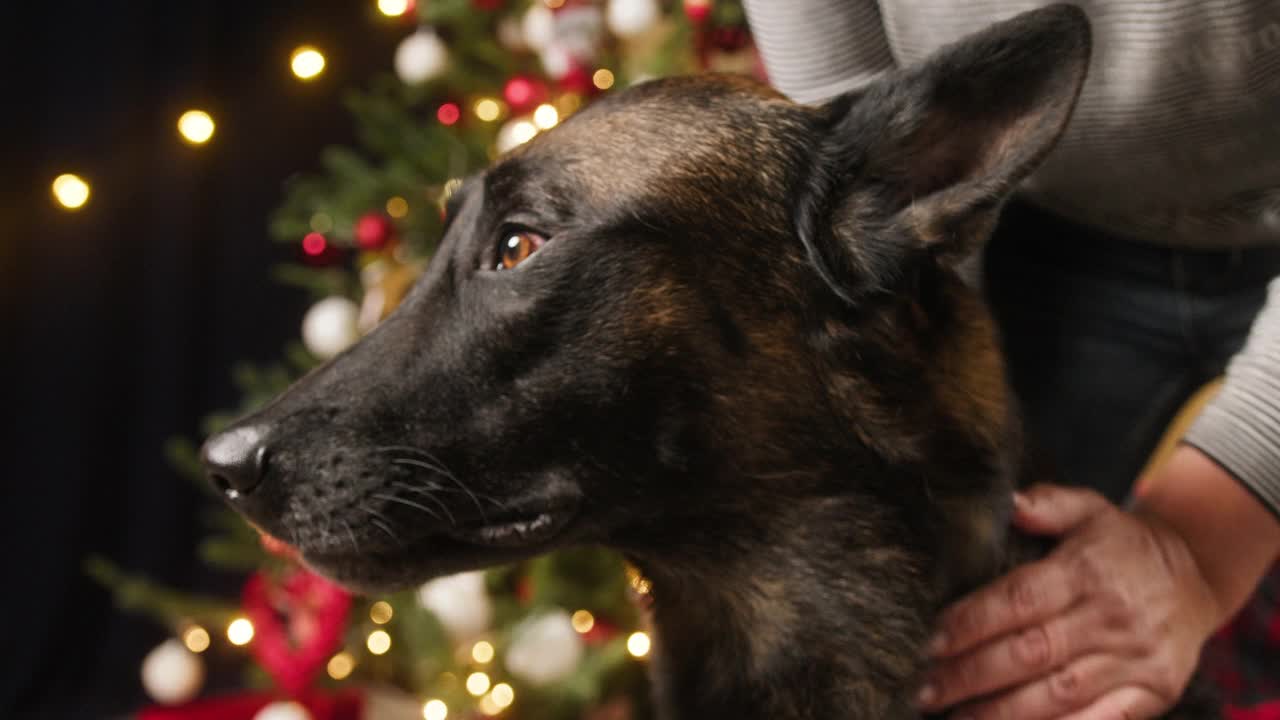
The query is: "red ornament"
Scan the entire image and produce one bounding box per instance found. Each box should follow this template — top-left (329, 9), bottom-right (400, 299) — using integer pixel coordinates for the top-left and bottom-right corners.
top-left (242, 569), bottom-right (353, 696)
top-left (503, 75), bottom-right (547, 113)
top-left (684, 0), bottom-right (711, 24)
top-left (710, 26), bottom-right (751, 51)
top-left (354, 212), bottom-right (395, 250)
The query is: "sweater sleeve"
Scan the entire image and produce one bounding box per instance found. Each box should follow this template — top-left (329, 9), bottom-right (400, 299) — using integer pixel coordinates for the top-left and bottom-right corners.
top-left (741, 0), bottom-right (896, 104)
top-left (1184, 277), bottom-right (1280, 518)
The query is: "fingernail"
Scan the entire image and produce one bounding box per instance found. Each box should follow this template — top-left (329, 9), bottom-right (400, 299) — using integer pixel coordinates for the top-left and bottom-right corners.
top-left (915, 684), bottom-right (937, 707)
top-left (928, 632), bottom-right (948, 655)
top-left (1012, 491), bottom-right (1031, 512)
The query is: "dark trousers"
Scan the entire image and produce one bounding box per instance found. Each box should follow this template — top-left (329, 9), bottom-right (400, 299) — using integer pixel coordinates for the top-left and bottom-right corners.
top-left (983, 200), bottom-right (1280, 707)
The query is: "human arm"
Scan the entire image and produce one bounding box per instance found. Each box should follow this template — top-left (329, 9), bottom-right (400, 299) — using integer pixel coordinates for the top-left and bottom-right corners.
top-left (741, 0), bottom-right (895, 103)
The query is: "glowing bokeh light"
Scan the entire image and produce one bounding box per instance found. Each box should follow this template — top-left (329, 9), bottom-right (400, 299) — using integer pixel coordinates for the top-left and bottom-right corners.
top-left (627, 631), bottom-right (651, 658)
top-left (466, 671), bottom-right (491, 696)
top-left (227, 618), bottom-right (255, 646)
top-left (291, 46), bottom-right (326, 80)
top-left (177, 110), bottom-right (215, 144)
top-left (52, 174), bottom-right (90, 210)
top-left (367, 629), bottom-right (392, 655)
top-left (327, 652), bottom-right (355, 680)
top-left (592, 69), bottom-right (615, 90)
top-left (182, 625), bottom-right (210, 653)
top-left (423, 699), bottom-right (448, 720)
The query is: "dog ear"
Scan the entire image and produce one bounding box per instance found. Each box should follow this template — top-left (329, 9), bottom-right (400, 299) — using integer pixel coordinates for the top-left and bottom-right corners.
top-left (797, 3), bottom-right (1091, 302)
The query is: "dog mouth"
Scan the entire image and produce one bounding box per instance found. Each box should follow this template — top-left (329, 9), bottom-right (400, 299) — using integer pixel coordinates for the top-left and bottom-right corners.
top-left (285, 491), bottom-right (582, 589)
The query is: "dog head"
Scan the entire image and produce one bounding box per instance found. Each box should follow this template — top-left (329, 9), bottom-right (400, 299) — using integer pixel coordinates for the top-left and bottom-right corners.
top-left (202, 5), bottom-right (1090, 593)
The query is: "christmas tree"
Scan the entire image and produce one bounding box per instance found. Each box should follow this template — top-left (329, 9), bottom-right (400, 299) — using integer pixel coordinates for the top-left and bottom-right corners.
top-left (92, 2), bottom-right (757, 719)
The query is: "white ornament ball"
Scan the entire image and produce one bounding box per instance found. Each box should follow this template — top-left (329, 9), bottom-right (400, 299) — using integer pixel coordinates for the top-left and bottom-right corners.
top-left (417, 571), bottom-right (493, 640)
top-left (394, 29), bottom-right (449, 85)
top-left (554, 6), bottom-right (605, 59)
top-left (253, 701), bottom-right (314, 720)
top-left (302, 296), bottom-right (360, 359)
top-left (141, 639), bottom-right (205, 706)
top-left (606, 0), bottom-right (661, 38)
top-left (505, 610), bottom-right (585, 686)
top-left (540, 43), bottom-right (574, 80)
top-left (522, 4), bottom-right (556, 51)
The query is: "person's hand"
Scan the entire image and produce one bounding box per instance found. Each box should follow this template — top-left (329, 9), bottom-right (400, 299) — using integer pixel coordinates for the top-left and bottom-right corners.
top-left (915, 483), bottom-right (1222, 720)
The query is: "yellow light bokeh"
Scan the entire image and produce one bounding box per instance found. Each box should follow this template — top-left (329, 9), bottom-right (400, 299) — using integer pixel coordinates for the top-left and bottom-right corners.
top-left (592, 69), bottom-right (615, 91)
top-left (570, 610), bottom-right (595, 634)
top-left (478, 695), bottom-right (503, 716)
top-left (491, 683), bottom-right (515, 708)
top-left (423, 699), bottom-right (448, 720)
top-left (466, 671), bottom-right (491, 696)
top-left (555, 92), bottom-right (584, 119)
top-left (310, 212), bottom-right (334, 233)
top-left (370, 600), bottom-right (394, 624)
top-left (367, 629), bottom-right (392, 655)
top-left (182, 625), bottom-right (211, 653)
top-left (291, 46), bottom-right (326, 80)
top-left (227, 617), bottom-right (255, 646)
top-left (475, 98), bottom-right (502, 122)
top-left (627, 631), bottom-right (651, 658)
top-left (544, 0), bottom-right (566, 8)
top-left (177, 110), bottom-right (215, 144)
top-left (385, 196), bottom-right (409, 218)
top-left (327, 651), bottom-right (356, 680)
top-left (378, 0), bottom-right (411, 16)
top-left (532, 103), bottom-right (559, 130)
top-left (52, 173), bottom-right (90, 210)
top-left (471, 640), bottom-right (495, 664)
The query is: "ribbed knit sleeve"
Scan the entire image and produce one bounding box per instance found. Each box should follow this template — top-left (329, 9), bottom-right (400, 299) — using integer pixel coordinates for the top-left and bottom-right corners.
top-left (741, 0), bottom-right (896, 104)
top-left (1185, 280), bottom-right (1280, 518)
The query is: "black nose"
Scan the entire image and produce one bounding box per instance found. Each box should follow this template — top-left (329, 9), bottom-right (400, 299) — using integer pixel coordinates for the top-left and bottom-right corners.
top-left (201, 425), bottom-right (270, 499)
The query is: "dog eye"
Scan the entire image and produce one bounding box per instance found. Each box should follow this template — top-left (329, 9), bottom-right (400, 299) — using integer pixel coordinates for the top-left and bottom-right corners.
top-left (496, 230), bottom-right (546, 270)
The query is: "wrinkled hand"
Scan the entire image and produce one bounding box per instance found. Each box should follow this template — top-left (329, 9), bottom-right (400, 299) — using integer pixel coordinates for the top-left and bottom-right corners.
top-left (916, 484), bottom-right (1222, 720)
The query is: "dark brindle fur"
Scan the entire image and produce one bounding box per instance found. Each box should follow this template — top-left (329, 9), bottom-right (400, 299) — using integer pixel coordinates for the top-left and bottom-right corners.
top-left (203, 6), bottom-right (1216, 718)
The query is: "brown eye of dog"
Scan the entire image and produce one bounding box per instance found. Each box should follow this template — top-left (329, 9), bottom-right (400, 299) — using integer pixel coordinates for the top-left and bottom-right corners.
top-left (497, 230), bottom-right (546, 270)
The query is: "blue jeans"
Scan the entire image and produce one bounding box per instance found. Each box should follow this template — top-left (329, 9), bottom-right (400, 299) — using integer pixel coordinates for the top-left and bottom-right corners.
top-left (983, 200), bottom-right (1280, 707)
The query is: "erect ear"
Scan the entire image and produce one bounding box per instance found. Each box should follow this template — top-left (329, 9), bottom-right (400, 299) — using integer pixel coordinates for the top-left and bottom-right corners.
top-left (797, 3), bottom-right (1091, 302)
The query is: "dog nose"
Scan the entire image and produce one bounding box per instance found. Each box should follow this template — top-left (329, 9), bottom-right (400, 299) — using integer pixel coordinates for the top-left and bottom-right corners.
top-left (201, 425), bottom-right (270, 499)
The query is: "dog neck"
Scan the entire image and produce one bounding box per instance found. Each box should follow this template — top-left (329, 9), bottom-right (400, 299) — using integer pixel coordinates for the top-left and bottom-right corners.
top-left (626, 480), bottom-right (1014, 720)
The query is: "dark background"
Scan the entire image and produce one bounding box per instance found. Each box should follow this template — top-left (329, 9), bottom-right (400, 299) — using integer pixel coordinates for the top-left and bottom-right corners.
top-left (1, 2), bottom-right (401, 716)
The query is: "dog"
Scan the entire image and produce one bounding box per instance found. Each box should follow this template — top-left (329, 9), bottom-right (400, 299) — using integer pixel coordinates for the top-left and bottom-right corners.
top-left (202, 6), bottom-right (1216, 718)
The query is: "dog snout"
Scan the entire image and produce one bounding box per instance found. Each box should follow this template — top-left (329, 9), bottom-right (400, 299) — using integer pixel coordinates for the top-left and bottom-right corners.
top-left (201, 425), bottom-right (270, 500)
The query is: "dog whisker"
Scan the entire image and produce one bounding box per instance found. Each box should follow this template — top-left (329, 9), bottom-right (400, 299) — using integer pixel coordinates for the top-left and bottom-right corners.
top-left (388, 481), bottom-right (458, 525)
top-left (371, 491), bottom-right (447, 524)
top-left (341, 519), bottom-right (359, 553)
top-left (388, 457), bottom-right (490, 521)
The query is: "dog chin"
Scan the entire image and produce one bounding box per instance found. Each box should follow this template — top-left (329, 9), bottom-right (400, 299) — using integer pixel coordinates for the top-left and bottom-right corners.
top-left (299, 505), bottom-right (583, 595)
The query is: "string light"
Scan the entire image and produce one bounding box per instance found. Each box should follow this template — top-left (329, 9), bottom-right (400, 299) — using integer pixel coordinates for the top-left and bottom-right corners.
top-left (532, 103), bottom-right (559, 130)
top-left (51, 173), bottom-right (90, 210)
top-left (423, 699), bottom-right (448, 720)
top-left (309, 212), bottom-right (333, 233)
top-left (592, 69), bottom-right (615, 90)
top-left (555, 92), bottom-right (583, 117)
top-left (181, 625), bottom-right (210, 653)
top-left (478, 695), bottom-right (502, 716)
top-left (177, 110), bottom-right (215, 145)
top-left (302, 232), bottom-right (327, 256)
top-left (571, 610), bottom-right (595, 634)
top-left (437, 102), bottom-right (461, 126)
top-left (370, 600), bottom-right (394, 624)
top-left (327, 651), bottom-right (355, 680)
top-left (465, 671), bottom-right (491, 696)
top-left (386, 196), bottom-right (409, 218)
top-left (291, 46), bottom-right (326, 80)
top-left (227, 617), bottom-right (255, 646)
top-left (491, 683), bottom-right (515, 709)
top-left (367, 629), bottom-right (392, 655)
top-left (474, 98), bottom-right (502, 122)
top-left (378, 0), bottom-right (411, 16)
top-left (471, 640), bottom-right (495, 664)
top-left (627, 631), bottom-right (651, 658)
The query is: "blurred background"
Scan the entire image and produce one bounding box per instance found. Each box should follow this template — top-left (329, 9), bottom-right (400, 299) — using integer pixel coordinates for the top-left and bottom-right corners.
top-left (0, 2), bottom-right (755, 719)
